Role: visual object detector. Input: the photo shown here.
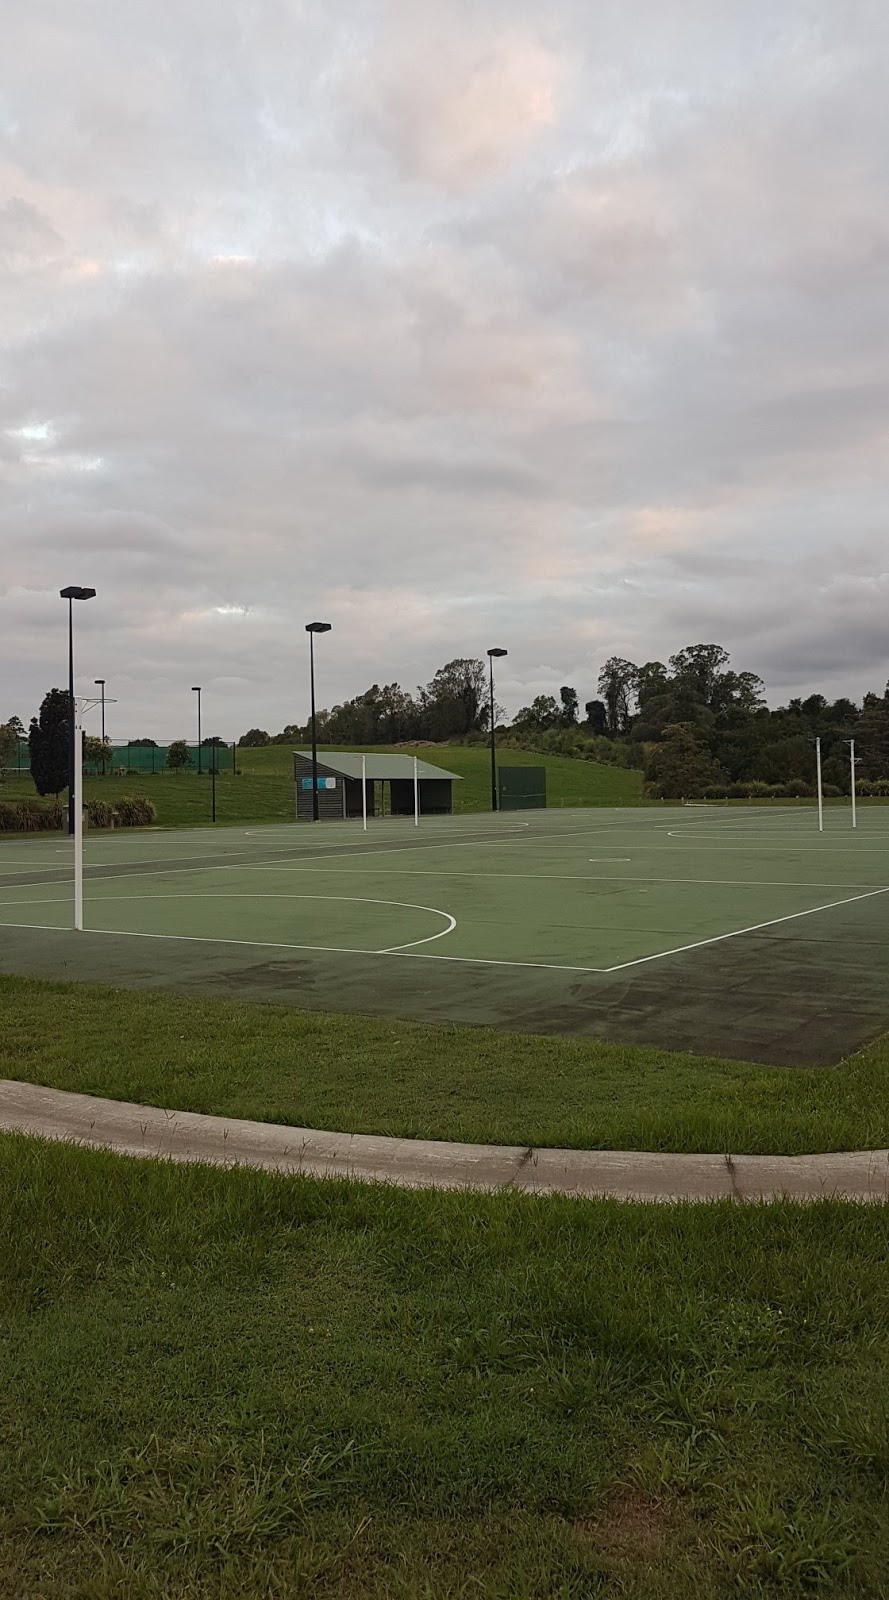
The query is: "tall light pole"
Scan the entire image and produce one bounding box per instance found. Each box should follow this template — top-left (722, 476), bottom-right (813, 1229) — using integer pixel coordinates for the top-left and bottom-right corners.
top-left (305, 623), bottom-right (331, 821)
top-left (487, 647), bottom-right (507, 812)
top-left (94, 678), bottom-right (106, 773)
top-left (192, 686), bottom-right (202, 774)
top-left (60, 586), bottom-right (96, 836)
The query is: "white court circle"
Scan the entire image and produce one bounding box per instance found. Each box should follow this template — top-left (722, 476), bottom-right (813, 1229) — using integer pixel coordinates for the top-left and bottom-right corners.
top-left (74, 890), bottom-right (457, 954)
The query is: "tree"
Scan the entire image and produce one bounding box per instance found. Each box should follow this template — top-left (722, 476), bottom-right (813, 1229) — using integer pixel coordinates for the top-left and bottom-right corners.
top-left (635, 662), bottom-right (669, 708)
top-left (855, 693), bottom-right (889, 779)
top-left (28, 689), bottom-right (70, 797)
top-left (0, 724), bottom-right (16, 784)
top-left (83, 735), bottom-right (114, 772)
top-left (597, 658), bottom-right (637, 736)
top-left (512, 695), bottom-right (560, 734)
top-left (559, 686), bottom-right (579, 726)
top-left (6, 715), bottom-right (25, 741)
top-left (166, 740), bottom-right (192, 773)
top-left (583, 700), bottom-right (608, 737)
top-left (129, 738), bottom-right (158, 747)
top-left (644, 722), bottom-right (724, 799)
top-left (238, 728), bottom-right (271, 746)
top-left (669, 644), bottom-right (730, 704)
top-left (422, 659), bottom-right (488, 739)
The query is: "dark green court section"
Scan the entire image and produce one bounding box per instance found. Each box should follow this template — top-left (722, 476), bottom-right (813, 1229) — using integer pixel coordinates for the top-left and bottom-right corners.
top-left (1, 807), bottom-right (887, 1067)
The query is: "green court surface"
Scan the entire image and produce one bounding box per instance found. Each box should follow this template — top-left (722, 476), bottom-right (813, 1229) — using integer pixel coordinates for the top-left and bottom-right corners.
top-left (1, 805), bottom-right (887, 1066)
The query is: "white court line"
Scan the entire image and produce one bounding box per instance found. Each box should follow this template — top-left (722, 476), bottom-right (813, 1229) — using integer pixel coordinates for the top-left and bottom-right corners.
top-left (243, 865), bottom-right (889, 891)
top-left (597, 886), bottom-right (889, 973)
top-left (1, 885), bottom-right (886, 978)
top-left (0, 891), bottom-right (457, 954)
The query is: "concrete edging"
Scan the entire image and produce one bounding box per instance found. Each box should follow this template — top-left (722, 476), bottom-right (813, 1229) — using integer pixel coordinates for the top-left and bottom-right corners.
top-left (2, 1079), bottom-right (888, 1201)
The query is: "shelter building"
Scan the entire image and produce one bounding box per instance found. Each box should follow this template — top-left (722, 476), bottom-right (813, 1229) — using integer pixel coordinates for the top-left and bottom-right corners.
top-left (293, 750), bottom-right (461, 821)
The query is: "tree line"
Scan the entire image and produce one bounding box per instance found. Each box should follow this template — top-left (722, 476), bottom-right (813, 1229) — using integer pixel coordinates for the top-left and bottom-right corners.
top-left (6, 643), bottom-right (889, 802)
top-left (238, 658), bottom-right (497, 748)
top-left (237, 642), bottom-right (889, 799)
top-left (512, 644), bottom-right (889, 798)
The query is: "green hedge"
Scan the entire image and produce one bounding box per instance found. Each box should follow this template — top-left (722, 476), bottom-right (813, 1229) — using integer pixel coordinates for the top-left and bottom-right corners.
top-left (0, 794), bottom-right (157, 833)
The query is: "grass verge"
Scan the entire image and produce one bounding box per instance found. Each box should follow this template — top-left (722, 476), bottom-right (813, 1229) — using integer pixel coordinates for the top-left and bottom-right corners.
top-left (1, 1134), bottom-right (887, 1598)
top-left (3, 975), bottom-right (888, 1154)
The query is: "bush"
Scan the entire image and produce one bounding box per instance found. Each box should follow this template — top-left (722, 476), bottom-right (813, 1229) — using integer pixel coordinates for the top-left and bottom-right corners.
top-left (84, 799), bottom-right (115, 829)
top-left (856, 778), bottom-right (889, 797)
top-left (0, 798), bottom-right (65, 832)
top-left (114, 794), bottom-right (157, 827)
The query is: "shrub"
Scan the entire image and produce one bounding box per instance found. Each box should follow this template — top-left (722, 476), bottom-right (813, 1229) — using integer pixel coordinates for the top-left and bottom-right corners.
top-left (84, 799), bottom-right (115, 829)
top-left (114, 794), bottom-right (157, 827)
top-left (0, 798), bottom-right (65, 832)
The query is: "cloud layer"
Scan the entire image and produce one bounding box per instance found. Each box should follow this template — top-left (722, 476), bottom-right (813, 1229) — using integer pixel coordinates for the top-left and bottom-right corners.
top-left (2, 0), bottom-right (889, 736)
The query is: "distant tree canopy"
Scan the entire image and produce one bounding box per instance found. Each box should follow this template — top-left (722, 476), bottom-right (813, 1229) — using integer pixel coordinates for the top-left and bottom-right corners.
top-left (166, 739), bottom-right (191, 773)
top-left (0, 723), bottom-right (16, 783)
top-left (238, 728), bottom-right (271, 746)
top-left (237, 644), bottom-right (889, 803)
top-left (29, 689), bottom-right (70, 797)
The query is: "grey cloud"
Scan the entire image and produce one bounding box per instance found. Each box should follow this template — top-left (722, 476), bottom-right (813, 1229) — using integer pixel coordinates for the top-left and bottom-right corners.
top-left (2, 0), bottom-right (889, 734)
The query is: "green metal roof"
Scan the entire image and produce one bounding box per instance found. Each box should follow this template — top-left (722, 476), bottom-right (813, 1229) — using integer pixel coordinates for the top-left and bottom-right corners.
top-left (294, 750), bottom-right (462, 781)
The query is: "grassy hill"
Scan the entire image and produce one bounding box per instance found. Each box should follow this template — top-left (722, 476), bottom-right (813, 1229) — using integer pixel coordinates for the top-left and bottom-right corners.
top-left (237, 741), bottom-right (642, 812)
top-left (1, 744), bottom-right (641, 829)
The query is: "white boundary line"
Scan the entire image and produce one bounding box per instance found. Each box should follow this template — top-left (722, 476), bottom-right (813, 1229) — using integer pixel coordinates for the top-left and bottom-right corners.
top-left (0, 885), bottom-right (886, 976)
top-left (0, 891), bottom-right (457, 955)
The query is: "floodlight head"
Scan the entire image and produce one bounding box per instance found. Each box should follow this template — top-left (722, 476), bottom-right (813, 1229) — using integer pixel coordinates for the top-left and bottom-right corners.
top-left (60, 586), bottom-right (96, 601)
top-left (192, 685), bottom-right (201, 693)
top-left (306, 621), bottom-right (332, 634)
top-left (94, 678), bottom-right (105, 686)
top-left (487, 647), bottom-right (508, 659)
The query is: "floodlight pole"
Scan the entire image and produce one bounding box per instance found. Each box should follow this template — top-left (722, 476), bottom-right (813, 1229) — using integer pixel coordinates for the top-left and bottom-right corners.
top-left (60, 586), bottom-right (96, 836)
top-left (486, 647), bottom-right (507, 811)
top-left (192, 687), bottom-right (202, 773)
top-left (413, 755), bottom-right (419, 827)
top-left (362, 752), bottom-right (368, 832)
top-left (815, 736), bottom-right (824, 833)
top-left (74, 701), bottom-right (84, 928)
top-left (305, 623), bottom-right (332, 821)
top-left (849, 738), bottom-right (857, 830)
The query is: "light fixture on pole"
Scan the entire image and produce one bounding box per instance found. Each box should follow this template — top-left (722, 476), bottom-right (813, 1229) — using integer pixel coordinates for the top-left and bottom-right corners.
top-left (94, 679), bottom-right (106, 773)
top-left (192, 686), bottom-right (202, 774)
top-left (486, 647), bottom-right (508, 812)
top-left (305, 623), bottom-right (332, 821)
top-left (60, 586), bottom-right (96, 836)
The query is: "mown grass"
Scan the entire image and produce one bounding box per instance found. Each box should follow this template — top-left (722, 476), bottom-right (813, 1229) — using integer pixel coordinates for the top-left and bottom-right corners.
top-left (236, 740), bottom-right (643, 812)
top-left (3, 975), bottom-right (889, 1155)
top-left (1, 1134), bottom-right (887, 1598)
top-left (0, 742), bottom-right (641, 831)
top-left (0, 769), bottom-right (295, 829)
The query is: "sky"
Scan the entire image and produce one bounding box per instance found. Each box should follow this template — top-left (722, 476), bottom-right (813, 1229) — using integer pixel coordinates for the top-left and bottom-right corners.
top-left (2, 0), bottom-right (889, 740)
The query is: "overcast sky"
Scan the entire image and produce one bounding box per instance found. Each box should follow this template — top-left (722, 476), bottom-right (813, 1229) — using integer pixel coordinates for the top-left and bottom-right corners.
top-left (2, 0), bottom-right (888, 738)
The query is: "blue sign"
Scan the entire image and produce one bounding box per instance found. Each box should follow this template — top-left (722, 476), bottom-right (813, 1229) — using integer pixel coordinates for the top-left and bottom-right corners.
top-left (300, 776), bottom-right (337, 790)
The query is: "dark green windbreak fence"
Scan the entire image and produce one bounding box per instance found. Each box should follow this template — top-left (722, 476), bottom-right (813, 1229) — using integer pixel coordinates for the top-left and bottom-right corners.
top-left (498, 766), bottom-right (546, 810)
top-left (9, 741), bottom-right (236, 775)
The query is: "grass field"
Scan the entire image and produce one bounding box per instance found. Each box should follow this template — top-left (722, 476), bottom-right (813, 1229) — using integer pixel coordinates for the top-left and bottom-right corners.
top-left (0, 743), bottom-right (642, 829)
top-left (2, 1134), bottom-right (888, 1599)
top-left (4, 974), bottom-right (889, 1155)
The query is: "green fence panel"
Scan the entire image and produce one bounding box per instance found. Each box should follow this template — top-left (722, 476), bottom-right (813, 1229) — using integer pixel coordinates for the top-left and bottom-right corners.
top-left (498, 766), bottom-right (547, 810)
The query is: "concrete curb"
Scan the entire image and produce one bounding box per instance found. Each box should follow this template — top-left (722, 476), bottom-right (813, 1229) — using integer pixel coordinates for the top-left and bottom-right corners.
top-left (1, 1079), bottom-right (887, 1201)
